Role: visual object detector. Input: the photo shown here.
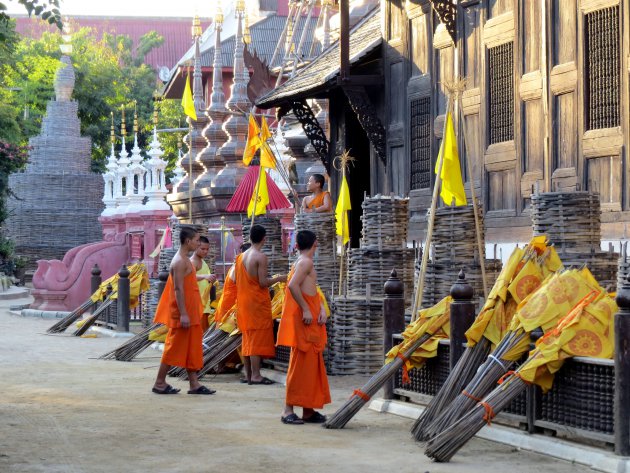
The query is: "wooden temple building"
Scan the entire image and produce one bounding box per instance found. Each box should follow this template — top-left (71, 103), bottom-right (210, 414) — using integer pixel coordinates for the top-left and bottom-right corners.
top-left (257, 0), bottom-right (630, 247)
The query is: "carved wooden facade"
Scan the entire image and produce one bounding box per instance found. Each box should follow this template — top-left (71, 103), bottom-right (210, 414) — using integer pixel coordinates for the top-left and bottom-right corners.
top-left (381, 0), bottom-right (630, 242)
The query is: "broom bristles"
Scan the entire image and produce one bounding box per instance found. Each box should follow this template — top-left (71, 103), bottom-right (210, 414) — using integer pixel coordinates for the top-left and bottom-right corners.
top-left (46, 298), bottom-right (95, 334)
top-left (425, 376), bottom-right (527, 462)
top-left (72, 298), bottom-right (115, 337)
top-left (411, 338), bottom-right (491, 440)
top-left (99, 323), bottom-right (162, 361)
top-left (324, 331), bottom-right (435, 429)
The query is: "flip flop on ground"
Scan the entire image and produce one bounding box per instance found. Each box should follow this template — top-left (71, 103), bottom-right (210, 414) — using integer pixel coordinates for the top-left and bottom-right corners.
top-left (152, 384), bottom-right (180, 395)
top-left (302, 411), bottom-right (327, 423)
top-left (249, 377), bottom-right (274, 385)
top-left (187, 385), bottom-right (216, 395)
top-left (239, 377), bottom-right (249, 384)
top-left (281, 413), bottom-right (304, 425)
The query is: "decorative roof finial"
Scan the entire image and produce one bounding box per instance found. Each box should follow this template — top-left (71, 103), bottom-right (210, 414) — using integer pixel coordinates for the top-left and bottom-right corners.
top-left (153, 101), bottom-right (158, 128)
top-left (121, 105), bottom-right (127, 138)
top-left (214, 3), bottom-right (224, 28)
top-left (192, 14), bottom-right (202, 39)
top-left (235, 0), bottom-right (246, 15)
top-left (133, 101), bottom-right (138, 134)
top-left (110, 111), bottom-right (115, 144)
top-left (244, 12), bottom-right (251, 44)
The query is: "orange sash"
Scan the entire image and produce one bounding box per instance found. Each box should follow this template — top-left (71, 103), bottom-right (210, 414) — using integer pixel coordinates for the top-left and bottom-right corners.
top-left (307, 191), bottom-right (330, 210)
top-left (153, 263), bottom-right (203, 328)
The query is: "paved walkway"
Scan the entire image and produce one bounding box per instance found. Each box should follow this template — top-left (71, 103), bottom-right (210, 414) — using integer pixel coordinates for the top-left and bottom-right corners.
top-left (0, 297), bottom-right (597, 473)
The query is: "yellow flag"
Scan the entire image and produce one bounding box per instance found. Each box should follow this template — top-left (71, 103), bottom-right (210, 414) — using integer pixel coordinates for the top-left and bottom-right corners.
top-left (247, 167), bottom-right (270, 217)
top-left (335, 175), bottom-right (351, 244)
top-left (435, 112), bottom-right (466, 206)
top-left (259, 117), bottom-right (276, 168)
top-left (243, 114), bottom-right (261, 165)
top-left (181, 74), bottom-right (197, 121)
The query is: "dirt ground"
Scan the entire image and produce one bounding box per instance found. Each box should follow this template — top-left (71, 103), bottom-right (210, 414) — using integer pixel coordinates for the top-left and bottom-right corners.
top-left (0, 296), bottom-right (596, 473)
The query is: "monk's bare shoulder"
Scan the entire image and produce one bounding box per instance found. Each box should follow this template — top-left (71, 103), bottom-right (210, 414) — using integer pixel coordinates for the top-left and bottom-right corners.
top-left (171, 253), bottom-right (191, 275)
top-left (295, 257), bottom-right (314, 273)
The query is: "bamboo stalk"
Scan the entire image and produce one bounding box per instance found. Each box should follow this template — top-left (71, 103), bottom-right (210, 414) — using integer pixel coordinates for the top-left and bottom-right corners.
top-left (72, 297), bottom-right (116, 337)
top-left (47, 298), bottom-right (94, 334)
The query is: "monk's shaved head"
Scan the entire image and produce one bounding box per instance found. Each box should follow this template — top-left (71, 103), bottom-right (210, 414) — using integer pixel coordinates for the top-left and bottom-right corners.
top-left (311, 174), bottom-right (325, 189)
top-left (179, 225), bottom-right (198, 245)
top-left (250, 224), bottom-right (266, 244)
top-left (199, 235), bottom-right (210, 244)
top-left (296, 230), bottom-right (317, 251)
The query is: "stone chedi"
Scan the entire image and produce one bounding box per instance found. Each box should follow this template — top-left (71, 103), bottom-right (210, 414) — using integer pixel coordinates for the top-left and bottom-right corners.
top-left (7, 44), bottom-right (103, 266)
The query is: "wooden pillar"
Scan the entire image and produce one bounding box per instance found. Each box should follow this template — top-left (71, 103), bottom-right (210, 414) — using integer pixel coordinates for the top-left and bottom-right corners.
top-left (90, 264), bottom-right (102, 296)
top-left (116, 265), bottom-right (130, 333)
top-left (615, 277), bottom-right (630, 455)
top-left (339, 0), bottom-right (349, 81)
top-left (383, 269), bottom-right (405, 399)
top-left (526, 328), bottom-right (544, 434)
top-left (449, 270), bottom-right (474, 371)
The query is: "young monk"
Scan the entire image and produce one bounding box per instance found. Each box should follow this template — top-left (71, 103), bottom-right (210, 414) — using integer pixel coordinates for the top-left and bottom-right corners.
top-left (191, 235), bottom-right (217, 332)
top-left (277, 230), bottom-right (331, 424)
top-left (233, 225), bottom-right (286, 384)
top-left (301, 173), bottom-right (332, 213)
top-left (152, 226), bottom-right (215, 395)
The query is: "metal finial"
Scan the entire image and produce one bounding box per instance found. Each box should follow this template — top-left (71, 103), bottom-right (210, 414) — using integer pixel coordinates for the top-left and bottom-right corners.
top-left (110, 111), bottom-right (115, 144)
top-left (191, 15), bottom-right (202, 38)
top-left (133, 101), bottom-right (138, 134)
top-left (121, 106), bottom-right (126, 138)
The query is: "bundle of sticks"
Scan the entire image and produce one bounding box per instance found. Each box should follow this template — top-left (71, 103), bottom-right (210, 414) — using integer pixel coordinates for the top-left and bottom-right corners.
top-left (413, 238), bottom-right (560, 440)
top-left (47, 298), bottom-right (95, 334)
top-left (426, 283), bottom-right (615, 461)
top-left (422, 267), bottom-right (601, 450)
top-left (324, 296), bottom-right (451, 429)
top-left (99, 322), bottom-right (162, 361)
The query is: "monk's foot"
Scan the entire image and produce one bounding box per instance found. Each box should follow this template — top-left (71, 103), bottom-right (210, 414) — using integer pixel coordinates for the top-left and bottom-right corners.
top-left (302, 411), bottom-right (326, 424)
top-left (248, 376), bottom-right (274, 385)
top-left (281, 413), bottom-right (304, 425)
top-left (152, 384), bottom-right (180, 395)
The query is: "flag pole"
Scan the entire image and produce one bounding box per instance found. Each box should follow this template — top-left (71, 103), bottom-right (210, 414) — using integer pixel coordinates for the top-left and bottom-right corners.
top-left (457, 93), bottom-right (488, 298)
top-left (188, 117), bottom-right (193, 223)
top-left (411, 95), bottom-right (454, 322)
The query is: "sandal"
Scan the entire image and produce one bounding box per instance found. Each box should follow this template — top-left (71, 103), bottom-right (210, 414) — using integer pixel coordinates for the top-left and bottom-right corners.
top-left (302, 411), bottom-right (327, 424)
top-left (188, 385), bottom-right (216, 395)
top-left (152, 384), bottom-right (180, 395)
top-left (249, 377), bottom-right (274, 385)
top-left (239, 377), bottom-right (249, 384)
top-left (281, 413), bottom-right (304, 425)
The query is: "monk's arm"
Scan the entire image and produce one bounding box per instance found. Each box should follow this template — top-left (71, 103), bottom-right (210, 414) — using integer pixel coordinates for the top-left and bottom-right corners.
top-left (172, 260), bottom-right (190, 327)
top-left (288, 259), bottom-right (313, 324)
top-left (313, 193), bottom-right (332, 213)
top-left (256, 255), bottom-right (286, 287)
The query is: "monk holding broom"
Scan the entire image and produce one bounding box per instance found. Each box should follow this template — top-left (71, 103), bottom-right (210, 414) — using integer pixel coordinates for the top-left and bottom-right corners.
top-left (234, 225), bottom-right (286, 384)
top-left (152, 226), bottom-right (215, 395)
top-left (278, 230), bottom-right (331, 424)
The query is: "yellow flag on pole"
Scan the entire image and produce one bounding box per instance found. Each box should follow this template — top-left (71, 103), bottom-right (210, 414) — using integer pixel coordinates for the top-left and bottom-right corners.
top-left (247, 167), bottom-right (270, 217)
top-left (243, 114), bottom-right (261, 165)
top-left (335, 175), bottom-right (351, 244)
top-left (259, 117), bottom-right (277, 168)
top-left (181, 74), bottom-right (197, 121)
top-left (435, 111), bottom-right (466, 206)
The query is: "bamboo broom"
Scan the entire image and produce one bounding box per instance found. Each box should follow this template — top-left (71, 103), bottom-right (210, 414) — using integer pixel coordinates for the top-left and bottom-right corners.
top-left (197, 334), bottom-right (242, 379)
top-left (99, 323), bottom-right (162, 361)
top-left (72, 297), bottom-right (116, 337)
top-left (47, 298), bottom-right (96, 334)
top-left (169, 328), bottom-right (228, 378)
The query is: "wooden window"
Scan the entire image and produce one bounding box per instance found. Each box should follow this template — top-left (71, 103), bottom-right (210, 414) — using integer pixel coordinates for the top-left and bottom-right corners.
top-left (488, 42), bottom-right (514, 144)
top-left (585, 6), bottom-right (620, 130)
top-left (410, 97), bottom-right (432, 190)
top-left (586, 155), bottom-right (621, 210)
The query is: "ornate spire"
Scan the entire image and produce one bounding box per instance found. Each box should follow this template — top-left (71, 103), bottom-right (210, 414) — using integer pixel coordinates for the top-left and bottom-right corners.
top-left (144, 104), bottom-right (170, 211)
top-left (215, 1), bottom-right (251, 188)
top-left (172, 132), bottom-right (186, 192)
top-left (127, 103), bottom-right (146, 212)
top-left (197, 3), bottom-right (229, 187)
top-left (102, 111), bottom-right (119, 216)
top-left (179, 15), bottom-right (209, 192)
top-left (54, 20), bottom-right (75, 101)
top-left (115, 106), bottom-right (131, 211)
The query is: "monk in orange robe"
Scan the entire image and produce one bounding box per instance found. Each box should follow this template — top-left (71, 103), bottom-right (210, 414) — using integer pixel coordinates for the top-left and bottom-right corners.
top-left (214, 243), bottom-right (250, 325)
top-left (277, 229), bottom-right (331, 424)
top-left (152, 226), bottom-right (215, 395)
top-left (190, 235), bottom-right (217, 332)
top-left (234, 225), bottom-right (286, 384)
top-left (301, 173), bottom-right (332, 212)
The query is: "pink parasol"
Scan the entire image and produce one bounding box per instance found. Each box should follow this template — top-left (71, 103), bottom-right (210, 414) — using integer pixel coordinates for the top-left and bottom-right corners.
top-left (226, 165), bottom-right (291, 213)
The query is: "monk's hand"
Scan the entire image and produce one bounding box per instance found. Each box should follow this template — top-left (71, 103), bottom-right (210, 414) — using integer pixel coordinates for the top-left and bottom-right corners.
top-left (276, 274), bottom-right (287, 283)
top-left (207, 274), bottom-right (217, 284)
top-left (180, 314), bottom-right (191, 328)
top-left (317, 306), bottom-right (326, 325)
top-left (303, 309), bottom-right (313, 325)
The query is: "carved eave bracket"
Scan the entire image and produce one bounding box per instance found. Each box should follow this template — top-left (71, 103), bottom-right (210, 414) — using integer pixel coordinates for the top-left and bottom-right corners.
top-left (430, 0), bottom-right (457, 43)
top-left (342, 86), bottom-right (387, 166)
top-left (289, 99), bottom-right (331, 170)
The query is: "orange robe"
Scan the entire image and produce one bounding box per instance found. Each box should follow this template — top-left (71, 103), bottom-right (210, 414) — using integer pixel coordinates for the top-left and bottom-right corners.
top-left (153, 265), bottom-right (204, 371)
top-left (277, 268), bottom-right (331, 409)
top-left (234, 254), bottom-right (276, 358)
top-left (214, 275), bottom-right (237, 324)
top-left (306, 191), bottom-right (330, 210)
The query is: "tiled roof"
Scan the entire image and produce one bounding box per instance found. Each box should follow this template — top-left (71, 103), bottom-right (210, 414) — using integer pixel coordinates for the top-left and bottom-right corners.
top-left (256, 6), bottom-right (381, 108)
top-left (200, 14), bottom-right (320, 70)
top-left (14, 16), bottom-right (211, 71)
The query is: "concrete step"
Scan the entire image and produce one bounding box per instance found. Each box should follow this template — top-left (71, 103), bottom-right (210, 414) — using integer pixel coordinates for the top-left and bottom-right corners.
top-left (0, 286), bottom-right (30, 300)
